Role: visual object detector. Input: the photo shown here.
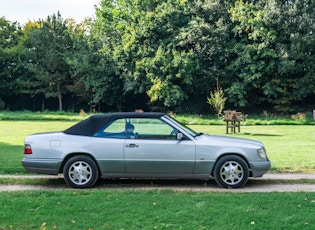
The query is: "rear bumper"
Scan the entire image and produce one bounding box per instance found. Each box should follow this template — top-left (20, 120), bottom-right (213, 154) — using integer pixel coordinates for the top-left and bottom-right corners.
top-left (250, 161), bottom-right (271, 177)
top-left (22, 158), bottom-right (62, 175)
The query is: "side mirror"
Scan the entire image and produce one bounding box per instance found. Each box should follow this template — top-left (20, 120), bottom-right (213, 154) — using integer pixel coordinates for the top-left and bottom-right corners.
top-left (176, 132), bottom-right (184, 140)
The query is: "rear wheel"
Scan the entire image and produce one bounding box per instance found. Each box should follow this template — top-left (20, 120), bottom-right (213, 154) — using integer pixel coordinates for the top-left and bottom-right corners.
top-left (213, 155), bottom-right (249, 188)
top-left (63, 155), bottom-right (99, 188)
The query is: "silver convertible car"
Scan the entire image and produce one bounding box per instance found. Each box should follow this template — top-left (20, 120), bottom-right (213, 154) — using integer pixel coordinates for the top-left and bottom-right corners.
top-left (22, 112), bottom-right (271, 189)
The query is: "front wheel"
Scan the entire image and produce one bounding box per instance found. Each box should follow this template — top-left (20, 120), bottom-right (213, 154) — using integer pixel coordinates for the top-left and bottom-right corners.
top-left (213, 155), bottom-right (249, 189)
top-left (63, 155), bottom-right (99, 188)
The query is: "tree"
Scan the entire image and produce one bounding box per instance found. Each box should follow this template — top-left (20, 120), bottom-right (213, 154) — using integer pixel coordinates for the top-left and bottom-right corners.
top-left (66, 19), bottom-right (97, 112)
top-left (227, 0), bottom-right (315, 112)
top-left (0, 17), bottom-right (24, 109)
top-left (82, 0), bottom-right (127, 111)
top-left (226, 0), bottom-right (278, 108)
top-left (25, 12), bottom-right (73, 111)
top-left (267, 0), bottom-right (315, 112)
top-left (118, 0), bottom-right (207, 110)
top-left (176, 0), bottom-right (233, 111)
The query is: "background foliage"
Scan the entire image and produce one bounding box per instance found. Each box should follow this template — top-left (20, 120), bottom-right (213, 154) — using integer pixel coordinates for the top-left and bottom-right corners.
top-left (0, 0), bottom-right (314, 113)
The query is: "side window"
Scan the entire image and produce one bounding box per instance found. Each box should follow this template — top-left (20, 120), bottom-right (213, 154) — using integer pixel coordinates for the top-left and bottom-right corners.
top-left (130, 118), bottom-right (177, 140)
top-left (93, 119), bottom-right (126, 138)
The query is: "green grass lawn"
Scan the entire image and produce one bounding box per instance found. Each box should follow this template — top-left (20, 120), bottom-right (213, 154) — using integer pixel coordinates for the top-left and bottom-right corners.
top-left (0, 190), bottom-right (314, 229)
top-left (0, 121), bottom-right (77, 174)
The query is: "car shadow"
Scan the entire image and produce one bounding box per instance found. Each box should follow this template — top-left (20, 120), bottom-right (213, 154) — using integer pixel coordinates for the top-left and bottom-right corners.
top-left (93, 178), bottom-right (280, 190)
top-left (94, 178), bottom-right (218, 189)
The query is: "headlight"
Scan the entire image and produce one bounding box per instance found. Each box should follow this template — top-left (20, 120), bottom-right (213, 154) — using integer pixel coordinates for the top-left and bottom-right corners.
top-left (257, 148), bottom-right (267, 159)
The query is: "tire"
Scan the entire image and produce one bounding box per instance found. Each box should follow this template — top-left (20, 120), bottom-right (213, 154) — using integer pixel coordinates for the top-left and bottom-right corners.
top-left (63, 155), bottom-right (99, 188)
top-left (213, 155), bottom-right (249, 189)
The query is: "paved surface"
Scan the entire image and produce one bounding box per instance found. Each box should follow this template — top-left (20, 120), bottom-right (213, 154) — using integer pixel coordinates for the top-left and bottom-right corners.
top-left (0, 173), bottom-right (315, 192)
top-left (262, 173), bottom-right (315, 180)
top-left (1, 173), bottom-right (314, 180)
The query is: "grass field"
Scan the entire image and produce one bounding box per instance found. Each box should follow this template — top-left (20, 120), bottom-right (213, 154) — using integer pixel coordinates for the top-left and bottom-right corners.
top-left (0, 190), bottom-right (314, 229)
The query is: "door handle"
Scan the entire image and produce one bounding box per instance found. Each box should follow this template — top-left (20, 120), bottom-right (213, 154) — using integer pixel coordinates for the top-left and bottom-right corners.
top-left (125, 143), bottom-right (138, 148)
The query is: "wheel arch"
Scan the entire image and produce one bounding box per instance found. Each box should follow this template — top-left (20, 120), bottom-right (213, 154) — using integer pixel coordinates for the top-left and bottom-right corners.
top-left (211, 153), bottom-right (252, 177)
top-left (59, 152), bottom-right (101, 175)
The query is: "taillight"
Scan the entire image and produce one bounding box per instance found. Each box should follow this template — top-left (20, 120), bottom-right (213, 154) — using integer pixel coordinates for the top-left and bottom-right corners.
top-left (24, 144), bottom-right (32, 154)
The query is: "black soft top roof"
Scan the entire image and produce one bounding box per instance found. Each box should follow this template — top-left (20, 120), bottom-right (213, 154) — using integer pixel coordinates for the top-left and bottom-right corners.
top-left (64, 112), bottom-right (166, 136)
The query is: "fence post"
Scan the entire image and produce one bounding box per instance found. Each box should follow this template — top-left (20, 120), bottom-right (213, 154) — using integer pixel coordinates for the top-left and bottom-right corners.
top-left (313, 110), bottom-right (315, 120)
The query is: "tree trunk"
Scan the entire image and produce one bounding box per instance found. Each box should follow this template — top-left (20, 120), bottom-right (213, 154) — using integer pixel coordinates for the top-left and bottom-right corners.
top-left (57, 83), bottom-right (63, 111)
top-left (116, 102), bottom-right (122, 112)
top-left (41, 96), bottom-right (45, 111)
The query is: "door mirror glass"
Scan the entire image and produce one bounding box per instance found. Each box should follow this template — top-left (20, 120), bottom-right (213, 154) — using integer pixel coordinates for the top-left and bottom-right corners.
top-left (177, 132), bottom-right (184, 140)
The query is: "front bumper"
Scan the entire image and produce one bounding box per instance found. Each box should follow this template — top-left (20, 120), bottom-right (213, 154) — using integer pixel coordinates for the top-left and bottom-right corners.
top-left (22, 158), bottom-right (62, 175)
top-left (250, 161), bottom-right (271, 177)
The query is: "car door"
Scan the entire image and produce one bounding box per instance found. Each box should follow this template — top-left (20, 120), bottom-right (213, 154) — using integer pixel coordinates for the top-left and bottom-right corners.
top-left (124, 118), bottom-right (196, 174)
top-left (91, 119), bottom-right (127, 174)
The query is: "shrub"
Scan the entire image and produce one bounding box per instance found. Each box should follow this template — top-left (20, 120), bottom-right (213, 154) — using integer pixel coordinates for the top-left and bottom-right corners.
top-left (207, 86), bottom-right (227, 118)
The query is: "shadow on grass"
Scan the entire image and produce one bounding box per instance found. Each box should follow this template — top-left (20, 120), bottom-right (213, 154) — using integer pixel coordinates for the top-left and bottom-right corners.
top-left (0, 142), bottom-right (26, 174)
top-left (241, 132), bottom-right (282, 137)
top-left (0, 141), bottom-right (22, 149)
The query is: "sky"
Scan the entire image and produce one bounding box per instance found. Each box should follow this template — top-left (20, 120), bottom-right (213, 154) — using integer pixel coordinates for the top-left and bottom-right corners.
top-left (0, 0), bottom-right (100, 25)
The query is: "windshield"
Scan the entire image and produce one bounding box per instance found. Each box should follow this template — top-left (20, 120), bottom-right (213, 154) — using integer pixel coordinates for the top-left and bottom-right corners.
top-left (162, 115), bottom-right (199, 137)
